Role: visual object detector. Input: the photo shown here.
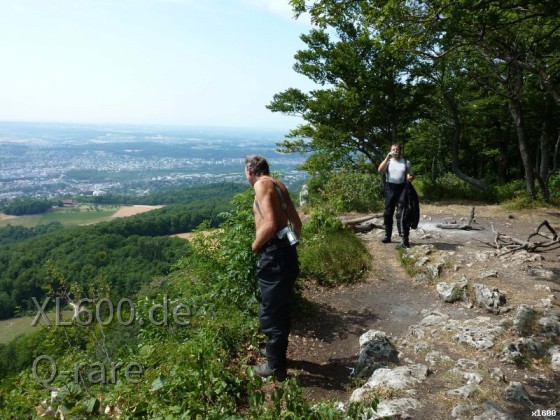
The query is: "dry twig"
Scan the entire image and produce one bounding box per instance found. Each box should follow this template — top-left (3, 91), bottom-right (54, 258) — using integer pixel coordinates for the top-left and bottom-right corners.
top-left (436, 207), bottom-right (479, 230)
top-left (482, 220), bottom-right (560, 254)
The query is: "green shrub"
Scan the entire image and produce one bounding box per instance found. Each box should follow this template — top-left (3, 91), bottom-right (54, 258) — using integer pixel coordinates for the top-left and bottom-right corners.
top-left (501, 191), bottom-right (549, 210)
top-left (493, 179), bottom-right (526, 202)
top-left (547, 172), bottom-right (560, 204)
top-left (415, 173), bottom-right (492, 202)
top-left (299, 229), bottom-right (371, 286)
top-left (308, 169), bottom-right (382, 213)
top-left (303, 209), bottom-right (343, 236)
top-left (416, 172), bottom-right (560, 206)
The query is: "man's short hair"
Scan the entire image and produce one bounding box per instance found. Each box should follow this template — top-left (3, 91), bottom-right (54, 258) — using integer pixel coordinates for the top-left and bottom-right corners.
top-left (245, 155), bottom-right (270, 176)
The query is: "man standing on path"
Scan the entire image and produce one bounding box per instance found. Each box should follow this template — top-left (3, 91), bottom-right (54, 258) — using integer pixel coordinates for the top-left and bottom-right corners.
top-left (378, 144), bottom-right (415, 248)
top-left (245, 155), bottom-right (301, 381)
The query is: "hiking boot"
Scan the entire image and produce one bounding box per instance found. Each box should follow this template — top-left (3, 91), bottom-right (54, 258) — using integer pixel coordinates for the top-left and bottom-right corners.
top-left (381, 236), bottom-right (391, 243)
top-left (252, 363), bottom-right (287, 381)
top-left (395, 239), bottom-right (410, 249)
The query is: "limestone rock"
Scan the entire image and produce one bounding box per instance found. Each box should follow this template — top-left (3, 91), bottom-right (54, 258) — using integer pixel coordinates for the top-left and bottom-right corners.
top-left (473, 283), bottom-right (510, 314)
top-left (513, 304), bottom-right (536, 336)
top-left (356, 330), bottom-right (399, 377)
top-left (549, 346), bottom-right (560, 373)
top-left (505, 381), bottom-right (532, 404)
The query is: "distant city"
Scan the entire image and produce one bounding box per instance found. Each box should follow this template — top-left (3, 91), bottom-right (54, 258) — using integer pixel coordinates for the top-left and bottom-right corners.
top-left (0, 122), bottom-right (307, 200)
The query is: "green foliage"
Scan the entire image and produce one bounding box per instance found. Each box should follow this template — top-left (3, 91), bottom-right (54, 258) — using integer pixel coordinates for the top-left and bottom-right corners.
top-left (303, 209), bottom-right (343, 236)
top-left (493, 180), bottom-right (527, 203)
top-left (0, 186), bottom-right (379, 418)
top-left (397, 248), bottom-right (421, 277)
top-left (176, 188), bottom-right (260, 311)
top-left (0, 189), bottom-right (238, 326)
top-left (1, 198), bottom-right (53, 215)
top-left (306, 169), bottom-right (383, 213)
top-left (0, 190), bottom-right (243, 319)
top-left (276, 1), bottom-right (560, 203)
top-left (300, 212), bottom-right (370, 286)
top-left (0, 222), bottom-right (64, 246)
top-left (547, 173), bottom-right (560, 205)
top-left (501, 191), bottom-right (548, 210)
top-left (415, 173), bottom-right (500, 203)
top-left (247, 374), bottom-right (378, 419)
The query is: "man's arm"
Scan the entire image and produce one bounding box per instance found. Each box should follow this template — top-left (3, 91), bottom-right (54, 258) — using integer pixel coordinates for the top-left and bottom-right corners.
top-left (284, 189), bottom-right (302, 239)
top-left (378, 152), bottom-right (393, 173)
top-left (407, 161), bottom-right (416, 182)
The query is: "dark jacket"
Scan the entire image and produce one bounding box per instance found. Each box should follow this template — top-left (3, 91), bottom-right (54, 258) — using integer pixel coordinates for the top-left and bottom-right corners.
top-left (397, 182), bottom-right (420, 231)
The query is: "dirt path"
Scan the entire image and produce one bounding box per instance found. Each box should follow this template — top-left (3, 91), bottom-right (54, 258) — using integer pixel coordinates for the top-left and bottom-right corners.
top-left (287, 237), bottom-right (435, 401)
top-left (285, 204), bottom-right (560, 415)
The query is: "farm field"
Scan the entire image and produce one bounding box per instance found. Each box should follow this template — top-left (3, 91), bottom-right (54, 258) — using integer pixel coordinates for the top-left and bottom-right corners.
top-left (0, 204), bottom-right (162, 228)
top-left (0, 311), bottom-right (72, 344)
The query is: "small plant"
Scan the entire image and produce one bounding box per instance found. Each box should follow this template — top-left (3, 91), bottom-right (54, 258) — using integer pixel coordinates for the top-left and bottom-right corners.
top-left (299, 229), bottom-right (371, 286)
top-left (501, 190), bottom-right (548, 210)
top-left (397, 248), bottom-right (421, 277)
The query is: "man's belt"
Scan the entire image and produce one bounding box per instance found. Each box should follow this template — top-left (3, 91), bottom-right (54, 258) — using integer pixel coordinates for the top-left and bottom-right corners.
top-left (260, 235), bottom-right (290, 253)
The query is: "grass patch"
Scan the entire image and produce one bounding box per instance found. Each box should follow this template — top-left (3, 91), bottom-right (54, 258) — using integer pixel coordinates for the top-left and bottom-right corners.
top-left (299, 229), bottom-right (371, 286)
top-left (397, 248), bottom-right (421, 277)
top-left (0, 215), bottom-right (42, 228)
top-left (0, 311), bottom-right (72, 344)
top-left (501, 192), bottom-right (549, 210)
top-left (0, 205), bottom-right (120, 228)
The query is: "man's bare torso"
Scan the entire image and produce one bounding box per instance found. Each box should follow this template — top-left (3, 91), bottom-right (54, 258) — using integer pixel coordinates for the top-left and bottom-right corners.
top-left (252, 176), bottom-right (288, 232)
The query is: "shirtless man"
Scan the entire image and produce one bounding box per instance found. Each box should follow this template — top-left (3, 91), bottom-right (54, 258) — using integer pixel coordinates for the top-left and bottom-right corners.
top-left (245, 155), bottom-right (301, 381)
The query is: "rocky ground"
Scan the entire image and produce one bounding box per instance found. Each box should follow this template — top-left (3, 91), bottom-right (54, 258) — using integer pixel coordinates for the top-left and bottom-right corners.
top-left (283, 203), bottom-right (560, 419)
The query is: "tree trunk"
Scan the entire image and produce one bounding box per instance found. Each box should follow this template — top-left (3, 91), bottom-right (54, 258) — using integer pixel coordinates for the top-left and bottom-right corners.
top-left (536, 100), bottom-right (551, 202)
top-left (494, 119), bottom-right (510, 184)
top-left (539, 68), bottom-right (560, 108)
top-left (444, 90), bottom-right (487, 190)
top-left (508, 97), bottom-right (536, 197)
top-left (554, 129), bottom-right (560, 173)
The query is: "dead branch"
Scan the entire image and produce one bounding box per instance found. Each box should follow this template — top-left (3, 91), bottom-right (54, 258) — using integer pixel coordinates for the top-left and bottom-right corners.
top-left (338, 214), bottom-right (384, 233)
top-left (340, 214), bottom-right (383, 226)
top-left (487, 220), bottom-right (560, 254)
top-left (436, 207), bottom-right (480, 230)
top-left (353, 221), bottom-right (385, 233)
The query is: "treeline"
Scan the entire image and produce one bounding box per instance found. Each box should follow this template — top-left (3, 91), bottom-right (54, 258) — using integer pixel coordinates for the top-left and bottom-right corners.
top-left (0, 222), bottom-right (64, 246)
top-left (80, 182), bottom-right (247, 205)
top-left (0, 190), bottom-right (245, 319)
top-left (1, 198), bottom-right (53, 215)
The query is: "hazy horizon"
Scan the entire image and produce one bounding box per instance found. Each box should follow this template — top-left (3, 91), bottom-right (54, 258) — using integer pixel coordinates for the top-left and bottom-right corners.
top-left (0, 0), bottom-right (316, 130)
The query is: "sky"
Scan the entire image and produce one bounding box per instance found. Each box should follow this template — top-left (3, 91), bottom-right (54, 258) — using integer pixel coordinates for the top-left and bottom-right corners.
top-left (0, 0), bottom-right (317, 130)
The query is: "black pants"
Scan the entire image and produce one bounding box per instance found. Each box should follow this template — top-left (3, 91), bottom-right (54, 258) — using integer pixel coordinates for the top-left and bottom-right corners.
top-left (257, 244), bottom-right (299, 370)
top-left (383, 182), bottom-right (409, 238)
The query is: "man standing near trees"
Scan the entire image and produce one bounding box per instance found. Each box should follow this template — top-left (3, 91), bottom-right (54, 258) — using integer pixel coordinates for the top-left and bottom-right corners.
top-left (245, 154), bottom-right (301, 381)
top-left (378, 144), bottom-right (415, 248)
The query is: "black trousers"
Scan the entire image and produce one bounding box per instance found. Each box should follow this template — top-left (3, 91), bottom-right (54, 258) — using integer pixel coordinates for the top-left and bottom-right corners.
top-left (257, 244), bottom-right (299, 370)
top-left (383, 182), bottom-right (409, 238)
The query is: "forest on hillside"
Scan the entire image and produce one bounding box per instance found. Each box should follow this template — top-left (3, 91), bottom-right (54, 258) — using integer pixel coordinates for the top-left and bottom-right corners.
top-left (0, 183), bottom-right (245, 319)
